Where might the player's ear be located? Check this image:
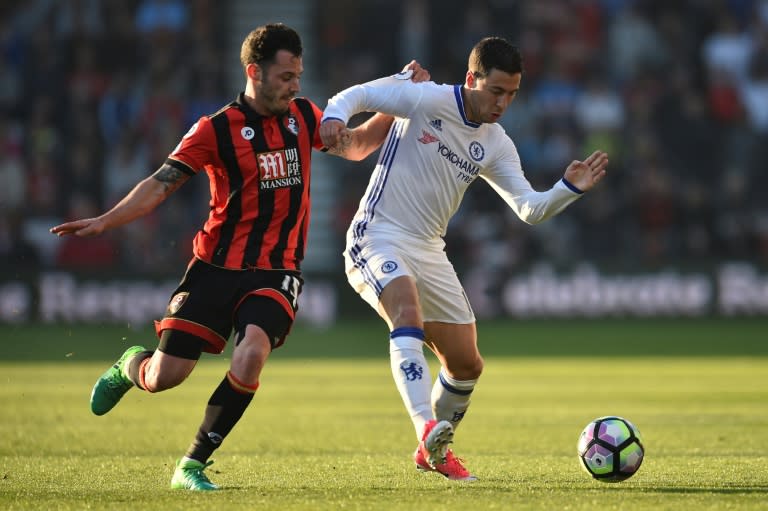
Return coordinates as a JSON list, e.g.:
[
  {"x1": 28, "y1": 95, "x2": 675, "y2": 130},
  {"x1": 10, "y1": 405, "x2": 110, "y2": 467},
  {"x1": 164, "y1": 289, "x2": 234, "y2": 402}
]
[
  {"x1": 465, "y1": 70, "x2": 476, "y2": 89},
  {"x1": 246, "y1": 63, "x2": 261, "y2": 83}
]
